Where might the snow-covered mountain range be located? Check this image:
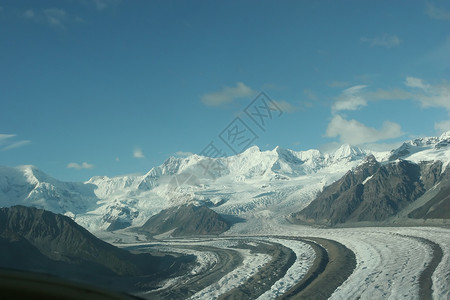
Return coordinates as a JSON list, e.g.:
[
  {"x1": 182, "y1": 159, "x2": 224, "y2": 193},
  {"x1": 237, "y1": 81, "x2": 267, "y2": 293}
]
[{"x1": 1, "y1": 132, "x2": 449, "y2": 232}]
